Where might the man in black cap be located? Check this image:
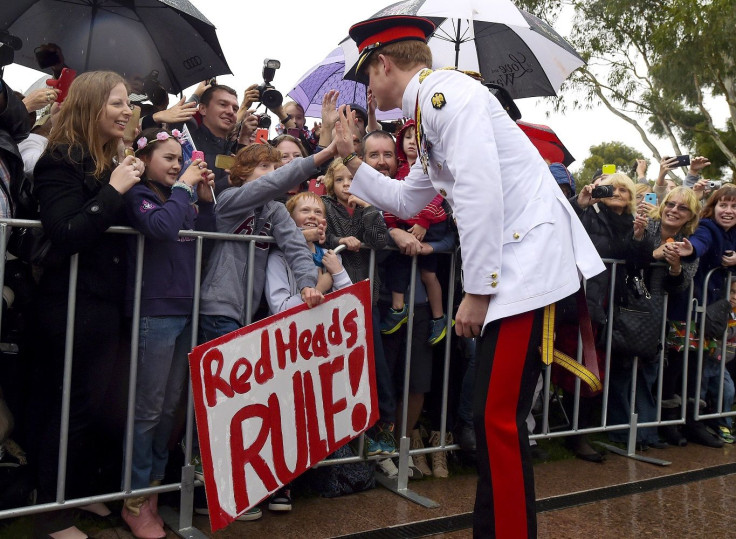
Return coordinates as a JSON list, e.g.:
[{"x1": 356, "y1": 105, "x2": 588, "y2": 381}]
[{"x1": 335, "y1": 14, "x2": 604, "y2": 539}]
